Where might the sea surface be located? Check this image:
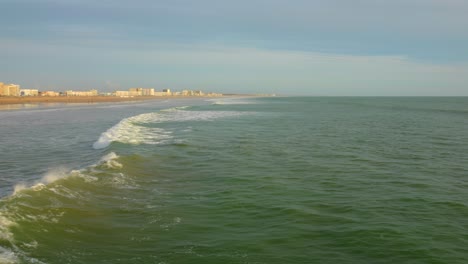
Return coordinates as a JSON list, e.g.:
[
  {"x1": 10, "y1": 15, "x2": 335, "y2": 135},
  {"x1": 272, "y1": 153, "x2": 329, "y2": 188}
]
[{"x1": 1, "y1": 97, "x2": 468, "y2": 264}]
